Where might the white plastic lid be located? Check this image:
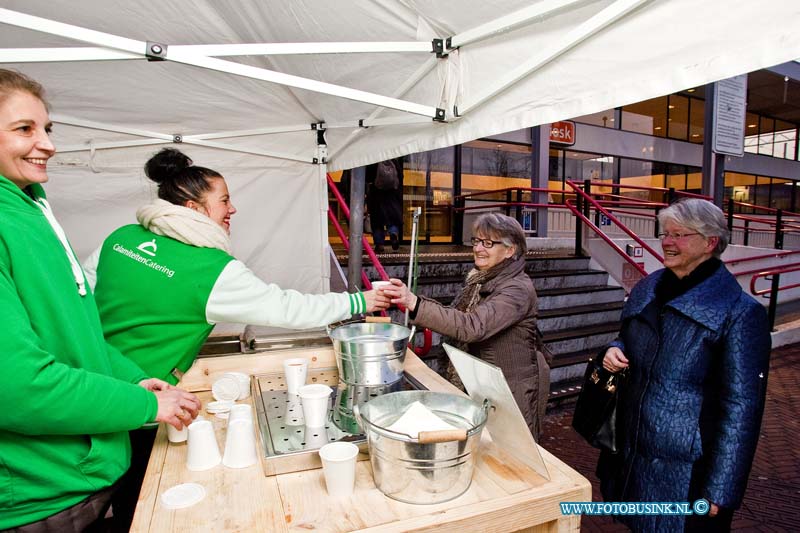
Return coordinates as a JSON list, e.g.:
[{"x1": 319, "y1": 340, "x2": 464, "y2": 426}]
[
  {"x1": 160, "y1": 483, "x2": 206, "y2": 509},
  {"x1": 212, "y1": 376, "x2": 240, "y2": 401}
]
